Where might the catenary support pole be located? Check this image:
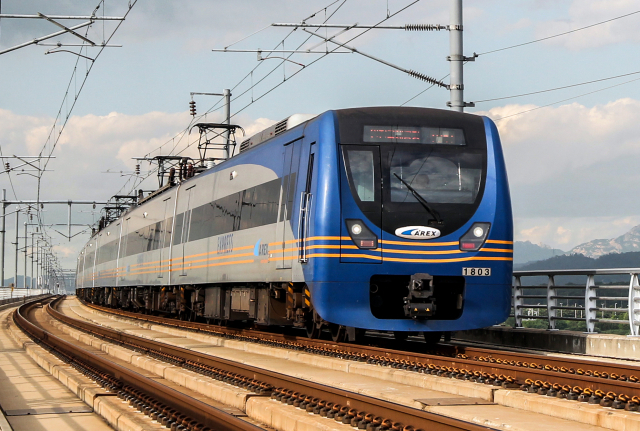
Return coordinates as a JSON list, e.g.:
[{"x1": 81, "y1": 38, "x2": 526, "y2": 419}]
[
  {"x1": 23, "y1": 222, "x2": 27, "y2": 288},
  {"x1": 449, "y1": 0, "x2": 464, "y2": 112},
  {"x1": 68, "y1": 201, "x2": 72, "y2": 242},
  {"x1": 30, "y1": 232, "x2": 34, "y2": 290},
  {"x1": 14, "y1": 208, "x2": 18, "y2": 290},
  {"x1": 0, "y1": 189, "x2": 5, "y2": 287},
  {"x1": 224, "y1": 89, "x2": 232, "y2": 159}
]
